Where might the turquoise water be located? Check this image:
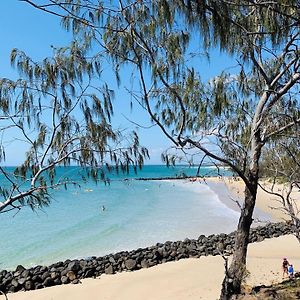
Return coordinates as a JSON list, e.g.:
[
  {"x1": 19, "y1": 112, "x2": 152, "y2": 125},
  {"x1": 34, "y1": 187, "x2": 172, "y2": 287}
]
[{"x1": 0, "y1": 165, "x2": 239, "y2": 270}]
